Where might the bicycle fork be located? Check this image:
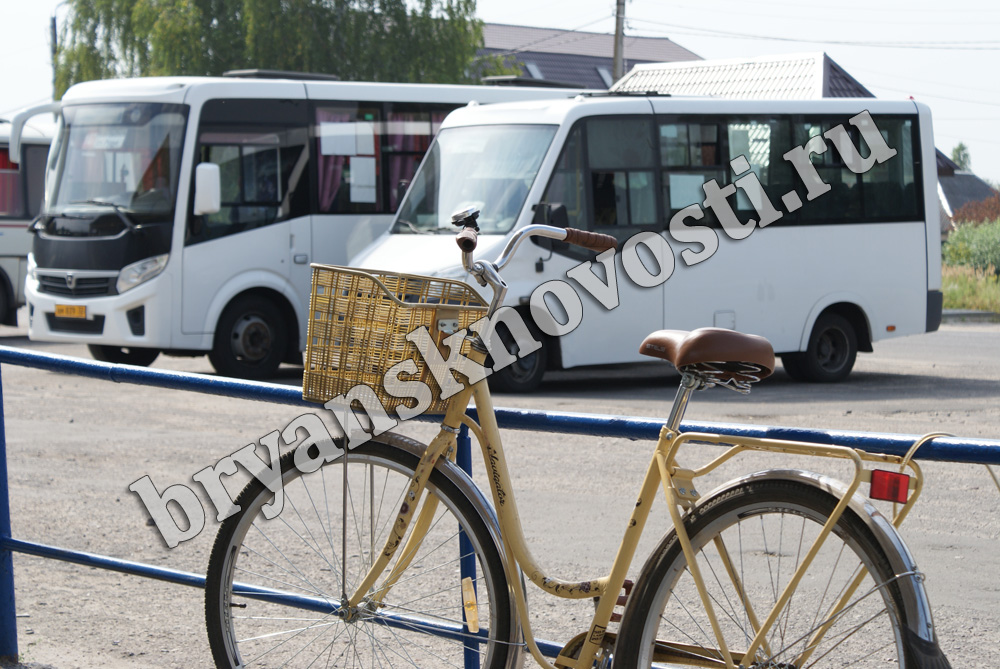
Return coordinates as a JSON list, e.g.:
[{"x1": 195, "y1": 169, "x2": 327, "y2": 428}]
[{"x1": 342, "y1": 422, "x2": 460, "y2": 613}]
